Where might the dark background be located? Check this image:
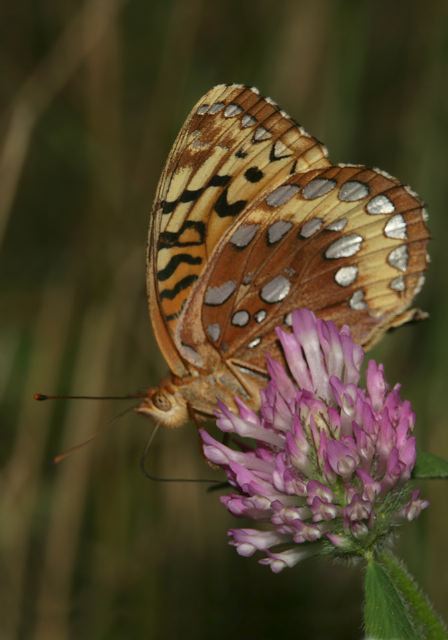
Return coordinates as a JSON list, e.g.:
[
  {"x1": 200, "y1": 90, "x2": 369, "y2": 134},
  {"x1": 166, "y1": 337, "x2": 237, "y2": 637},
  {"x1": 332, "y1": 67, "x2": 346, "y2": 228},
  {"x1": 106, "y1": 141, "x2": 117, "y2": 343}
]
[{"x1": 1, "y1": 1, "x2": 447, "y2": 638}]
